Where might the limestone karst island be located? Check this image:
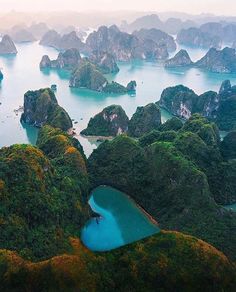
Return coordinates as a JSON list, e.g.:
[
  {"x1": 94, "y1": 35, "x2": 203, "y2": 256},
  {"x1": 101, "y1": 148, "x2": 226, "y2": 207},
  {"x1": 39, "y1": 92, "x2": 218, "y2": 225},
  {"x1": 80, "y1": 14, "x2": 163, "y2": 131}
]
[{"x1": 0, "y1": 1, "x2": 236, "y2": 291}]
